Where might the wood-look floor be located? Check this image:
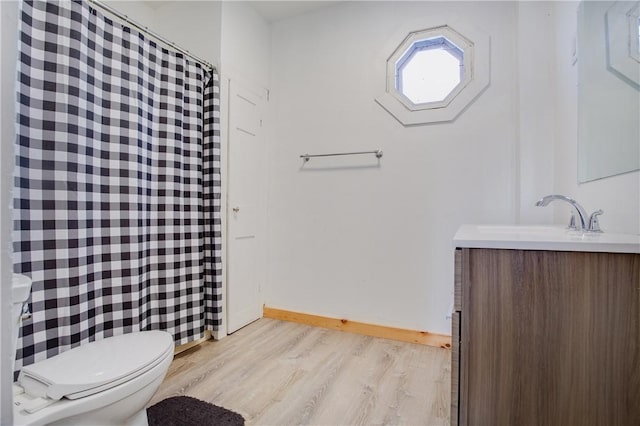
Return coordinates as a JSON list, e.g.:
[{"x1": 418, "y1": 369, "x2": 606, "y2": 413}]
[{"x1": 149, "y1": 318, "x2": 451, "y2": 425}]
